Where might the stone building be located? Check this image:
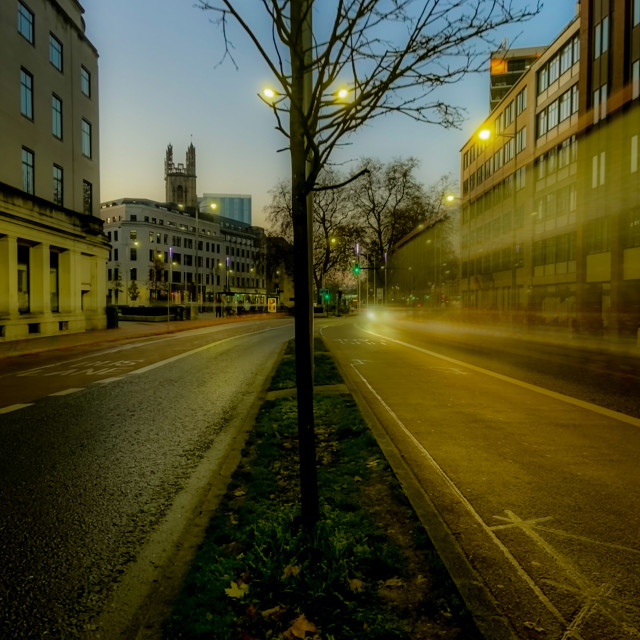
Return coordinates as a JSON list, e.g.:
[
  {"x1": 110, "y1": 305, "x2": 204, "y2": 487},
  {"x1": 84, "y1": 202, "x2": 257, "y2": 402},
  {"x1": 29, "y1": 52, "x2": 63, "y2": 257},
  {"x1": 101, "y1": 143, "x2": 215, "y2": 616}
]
[
  {"x1": 0, "y1": 0, "x2": 109, "y2": 341},
  {"x1": 102, "y1": 144, "x2": 267, "y2": 309}
]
